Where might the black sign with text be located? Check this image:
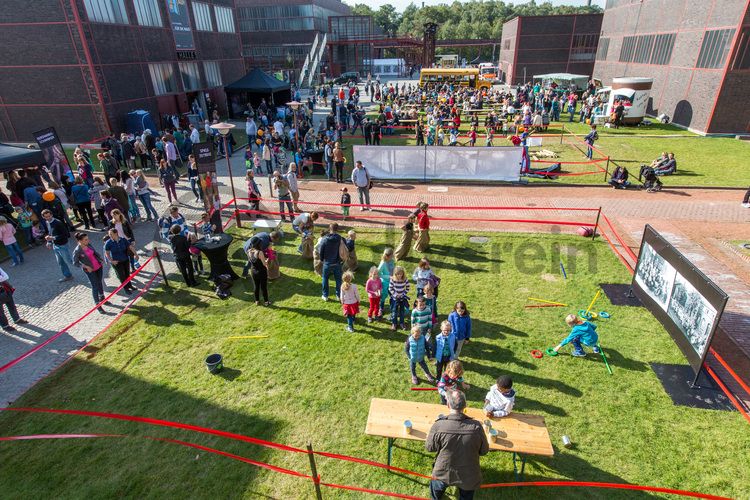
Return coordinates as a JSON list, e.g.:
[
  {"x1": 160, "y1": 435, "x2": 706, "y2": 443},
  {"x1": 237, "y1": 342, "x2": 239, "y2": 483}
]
[
  {"x1": 166, "y1": 0, "x2": 195, "y2": 50},
  {"x1": 192, "y1": 142, "x2": 216, "y2": 174}
]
